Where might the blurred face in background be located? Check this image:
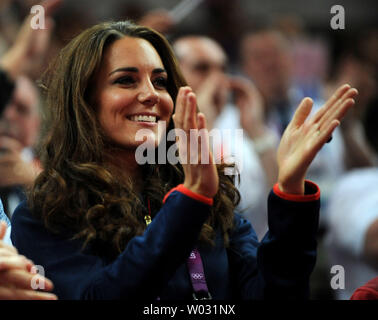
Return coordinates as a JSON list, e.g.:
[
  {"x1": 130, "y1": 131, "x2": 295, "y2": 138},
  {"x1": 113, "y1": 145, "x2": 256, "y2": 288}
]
[
  {"x1": 241, "y1": 31, "x2": 292, "y2": 105},
  {"x1": 174, "y1": 37, "x2": 229, "y2": 112},
  {"x1": 0, "y1": 76, "x2": 40, "y2": 148}
]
